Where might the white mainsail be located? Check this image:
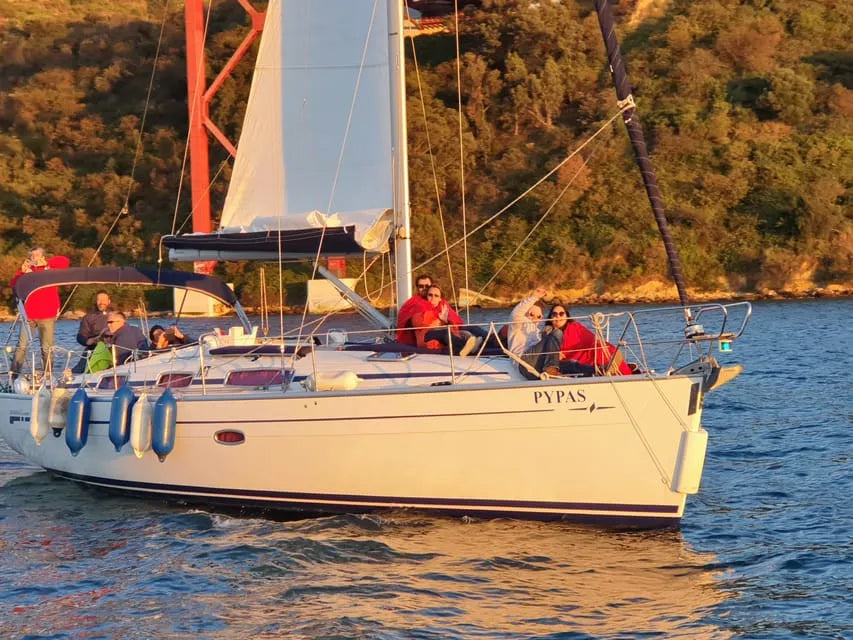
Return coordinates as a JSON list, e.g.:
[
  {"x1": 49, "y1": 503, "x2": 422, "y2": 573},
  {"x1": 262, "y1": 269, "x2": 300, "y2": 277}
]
[{"x1": 220, "y1": 0, "x2": 394, "y2": 252}]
